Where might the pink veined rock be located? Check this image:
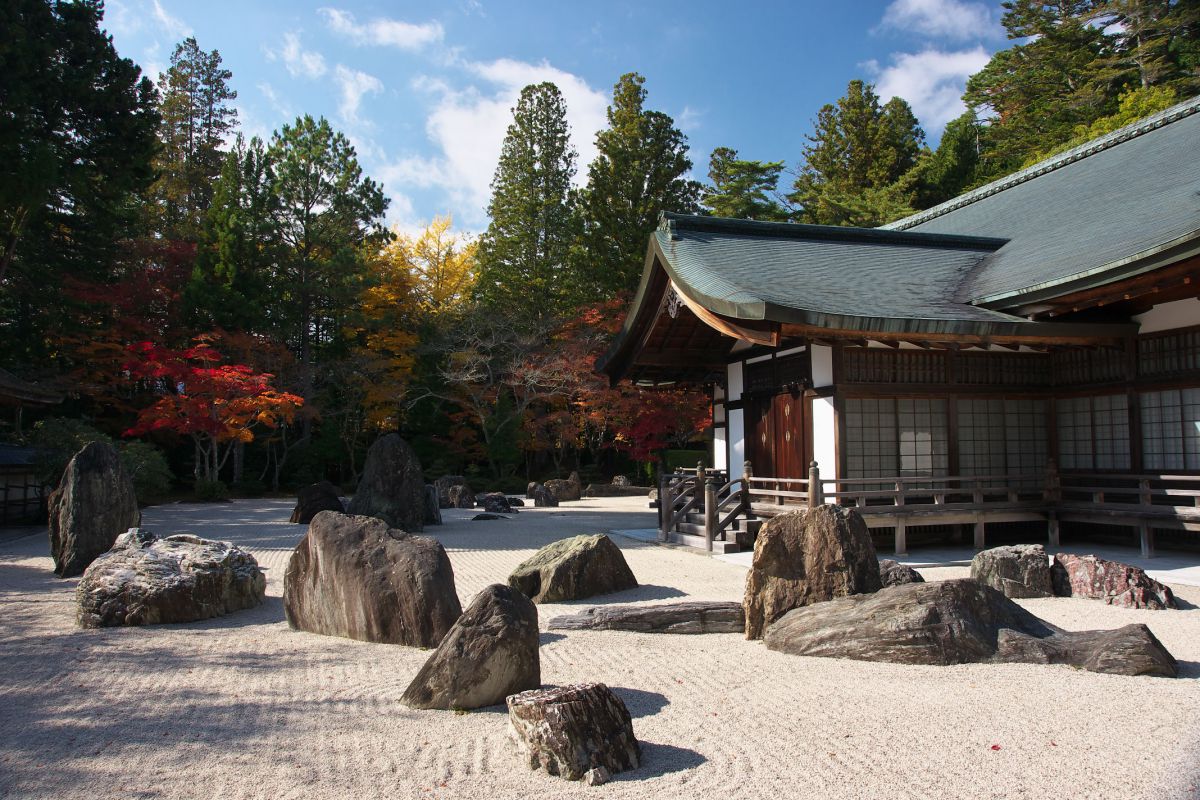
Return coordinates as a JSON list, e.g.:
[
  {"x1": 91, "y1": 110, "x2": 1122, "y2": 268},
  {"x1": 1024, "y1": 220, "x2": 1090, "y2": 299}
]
[{"x1": 1050, "y1": 553, "x2": 1177, "y2": 610}]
